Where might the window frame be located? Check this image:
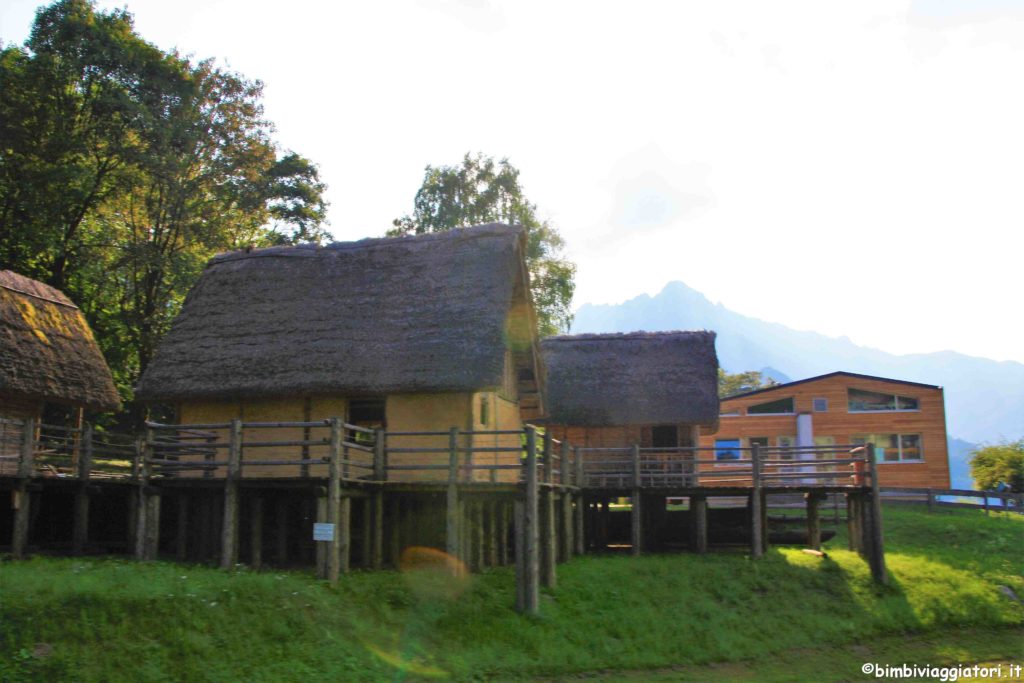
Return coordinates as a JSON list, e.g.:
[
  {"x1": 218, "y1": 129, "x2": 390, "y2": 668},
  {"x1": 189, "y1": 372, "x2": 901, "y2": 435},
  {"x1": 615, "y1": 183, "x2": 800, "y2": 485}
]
[
  {"x1": 847, "y1": 388, "x2": 921, "y2": 414},
  {"x1": 851, "y1": 433, "x2": 925, "y2": 463},
  {"x1": 746, "y1": 396, "x2": 795, "y2": 416}
]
